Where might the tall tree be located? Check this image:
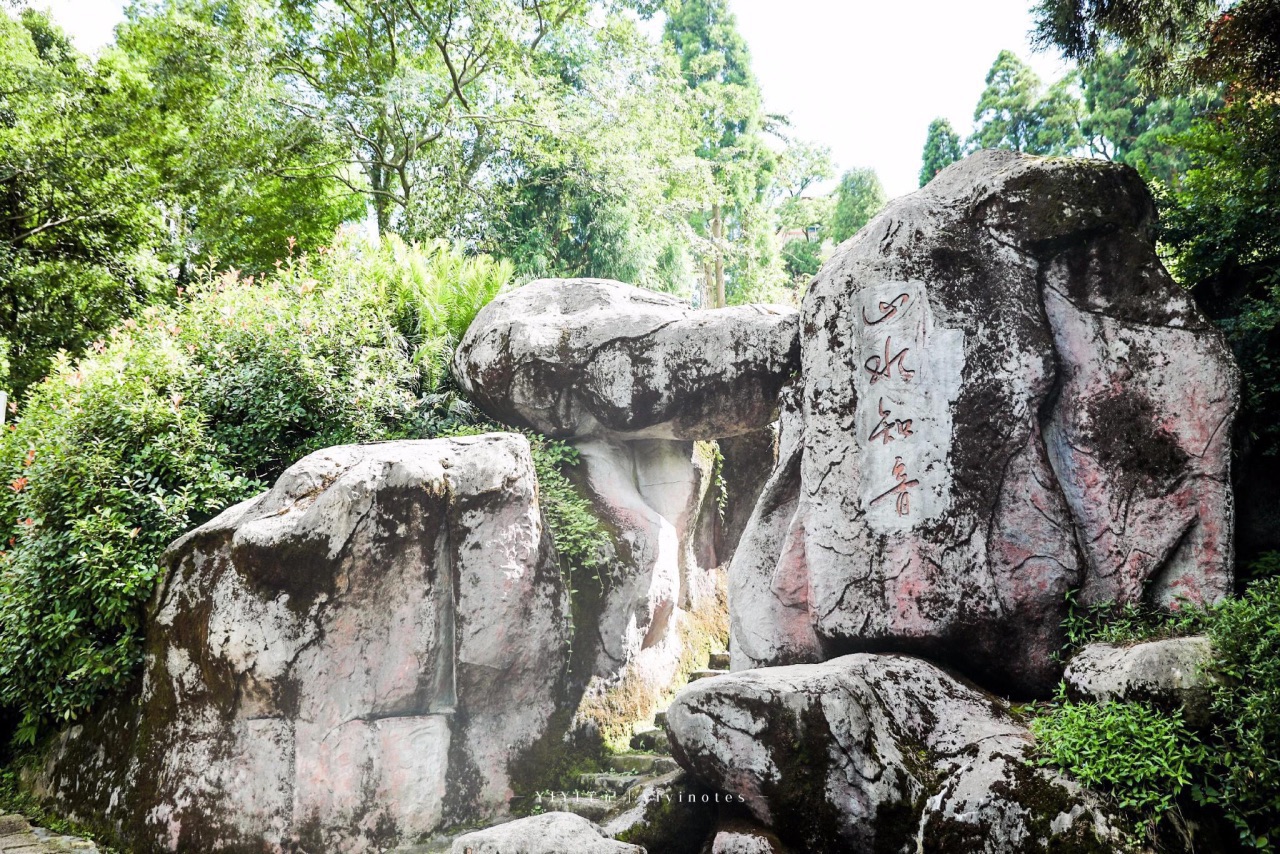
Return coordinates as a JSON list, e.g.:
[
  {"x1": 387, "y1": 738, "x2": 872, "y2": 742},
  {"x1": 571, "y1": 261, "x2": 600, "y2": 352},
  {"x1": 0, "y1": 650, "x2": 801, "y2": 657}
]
[
  {"x1": 489, "y1": 13, "x2": 709, "y2": 292},
  {"x1": 0, "y1": 10, "x2": 168, "y2": 394},
  {"x1": 663, "y1": 0, "x2": 779, "y2": 306},
  {"x1": 919, "y1": 117, "x2": 963, "y2": 186},
  {"x1": 275, "y1": 0, "x2": 590, "y2": 241},
  {"x1": 116, "y1": 0, "x2": 361, "y2": 276},
  {"x1": 1078, "y1": 47, "x2": 1213, "y2": 182},
  {"x1": 828, "y1": 168, "x2": 886, "y2": 244},
  {"x1": 971, "y1": 50, "x2": 1082, "y2": 154}
]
